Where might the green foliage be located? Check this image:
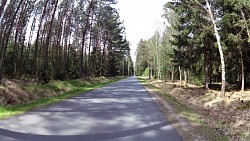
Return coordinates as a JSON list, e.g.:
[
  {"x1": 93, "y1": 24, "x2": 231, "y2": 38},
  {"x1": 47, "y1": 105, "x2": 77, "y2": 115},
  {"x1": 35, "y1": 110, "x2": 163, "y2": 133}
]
[
  {"x1": 0, "y1": 0, "x2": 132, "y2": 82},
  {"x1": 189, "y1": 75, "x2": 204, "y2": 86},
  {"x1": 237, "y1": 101, "x2": 250, "y2": 110},
  {"x1": 143, "y1": 67, "x2": 150, "y2": 77}
]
